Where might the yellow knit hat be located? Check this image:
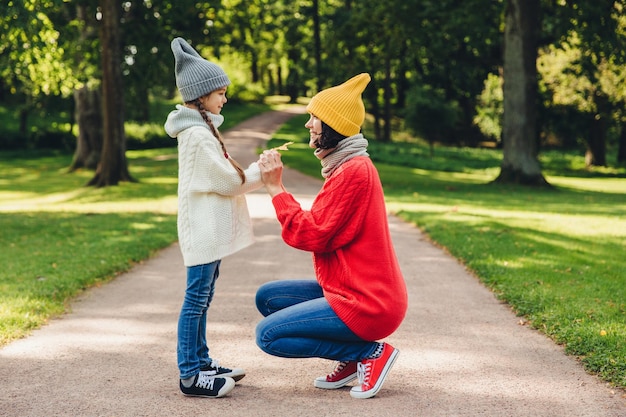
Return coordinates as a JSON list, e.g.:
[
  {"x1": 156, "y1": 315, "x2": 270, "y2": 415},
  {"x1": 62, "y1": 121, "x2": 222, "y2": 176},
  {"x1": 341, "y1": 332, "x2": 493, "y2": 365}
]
[{"x1": 306, "y1": 73, "x2": 371, "y2": 137}]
